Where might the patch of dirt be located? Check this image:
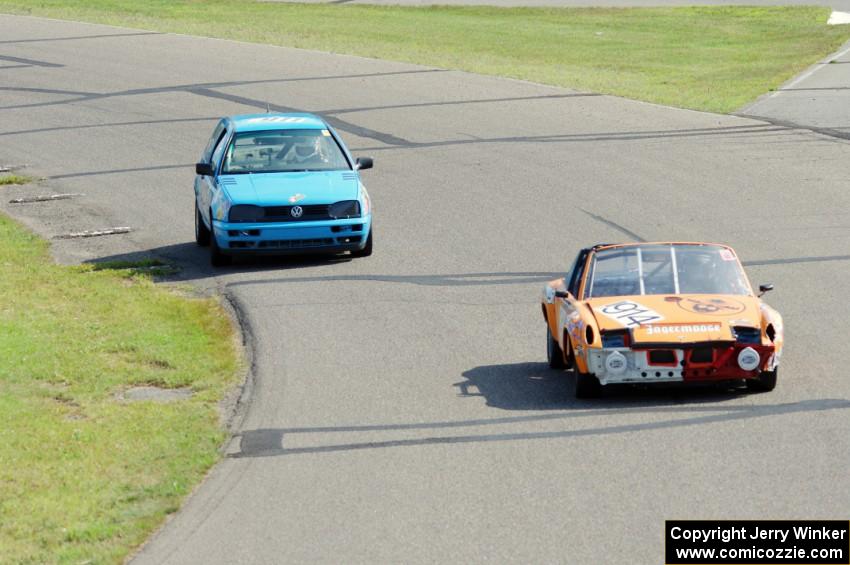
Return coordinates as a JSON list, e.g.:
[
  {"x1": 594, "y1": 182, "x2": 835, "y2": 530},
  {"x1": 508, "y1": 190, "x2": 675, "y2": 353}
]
[
  {"x1": 145, "y1": 358, "x2": 175, "y2": 370},
  {"x1": 117, "y1": 386, "x2": 193, "y2": 403}
]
